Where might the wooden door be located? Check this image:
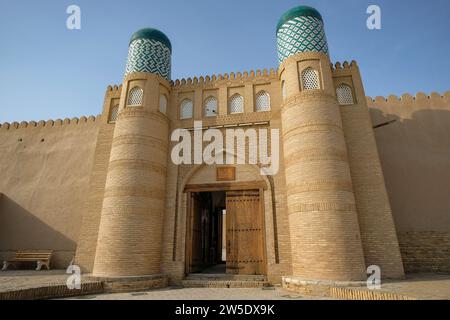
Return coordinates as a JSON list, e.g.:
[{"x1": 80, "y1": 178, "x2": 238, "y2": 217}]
[{"x1": 226, "y1": 190, "x2": 265, "y2": 275}]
